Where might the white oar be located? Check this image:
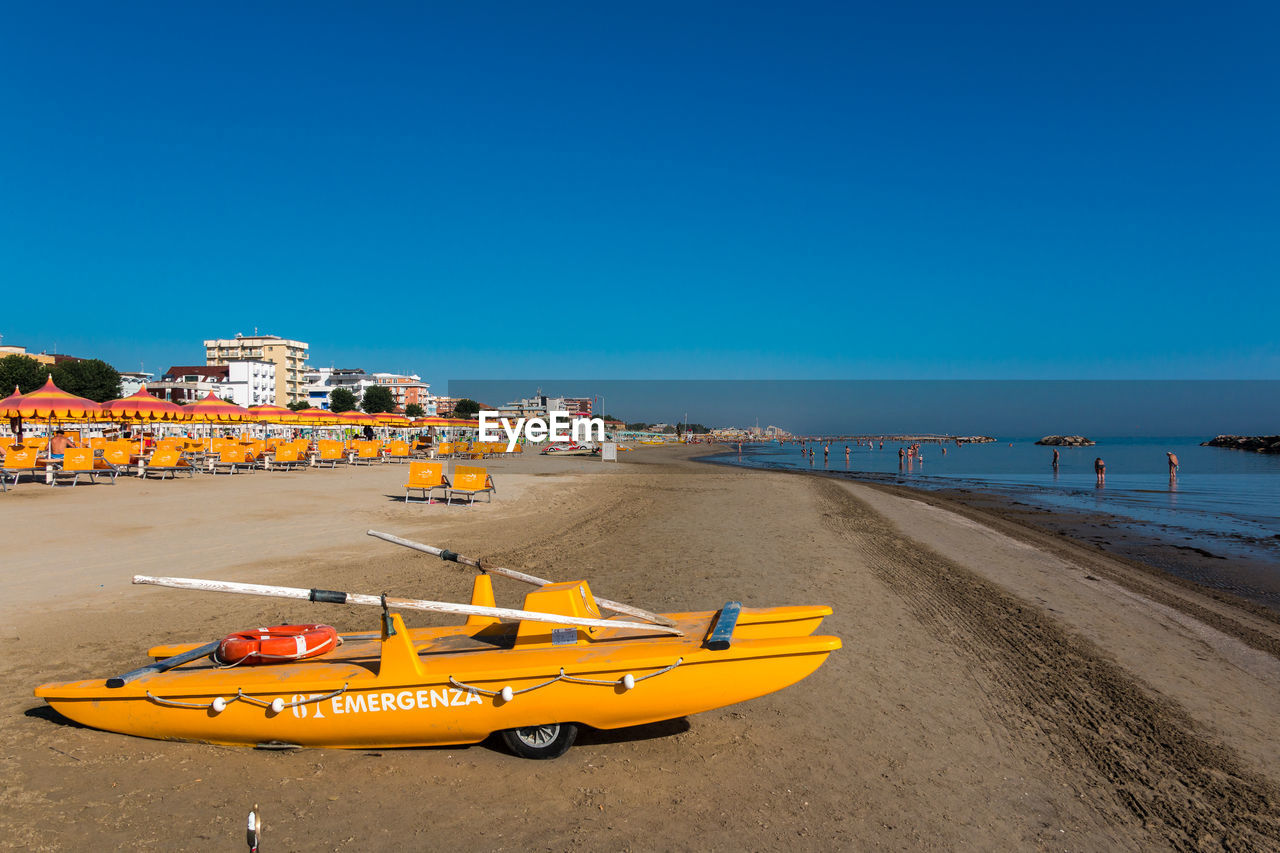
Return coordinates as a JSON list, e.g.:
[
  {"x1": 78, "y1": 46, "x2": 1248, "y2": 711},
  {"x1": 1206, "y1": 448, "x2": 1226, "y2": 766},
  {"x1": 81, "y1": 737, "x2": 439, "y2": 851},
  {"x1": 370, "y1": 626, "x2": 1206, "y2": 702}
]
[
  {"x1": 365, "y1": 529, "x2": 677, "y2": 628},
  {"x1": 132, "y1": 576, "x2": 683, "y2": 636}
]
